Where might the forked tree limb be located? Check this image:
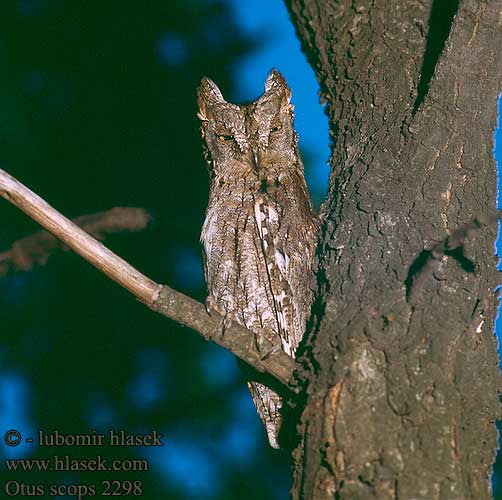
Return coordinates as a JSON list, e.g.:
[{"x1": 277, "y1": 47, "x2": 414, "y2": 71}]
[{"x1": 0, "y1": 168, "x2": 298, "y2": 388}]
